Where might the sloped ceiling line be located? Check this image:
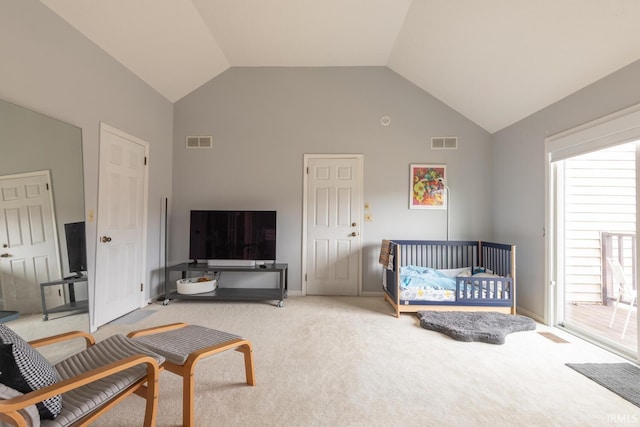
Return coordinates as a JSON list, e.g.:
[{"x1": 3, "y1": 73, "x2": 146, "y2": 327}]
[{"x1": 40, "y1": 0, "x2": 640, "y2": 133}]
